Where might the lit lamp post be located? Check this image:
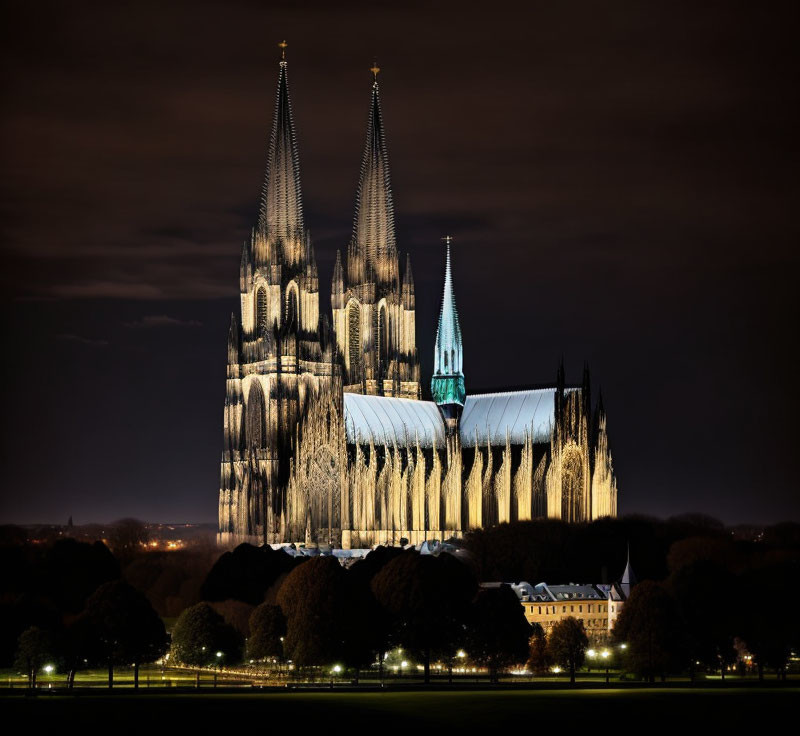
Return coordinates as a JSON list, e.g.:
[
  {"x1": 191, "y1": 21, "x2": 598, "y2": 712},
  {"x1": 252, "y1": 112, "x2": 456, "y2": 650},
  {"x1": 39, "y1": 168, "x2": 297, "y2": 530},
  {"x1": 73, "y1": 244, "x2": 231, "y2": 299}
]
[
  {"x1": 601, "y1": 649, "x2": 611, "y2": 684},
  {"x1": 215, "y1": 651, "x2": 223, "y2": 688},
  {"x1": 586, "y1": 648, "x2": 596, "y2": 674}
]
